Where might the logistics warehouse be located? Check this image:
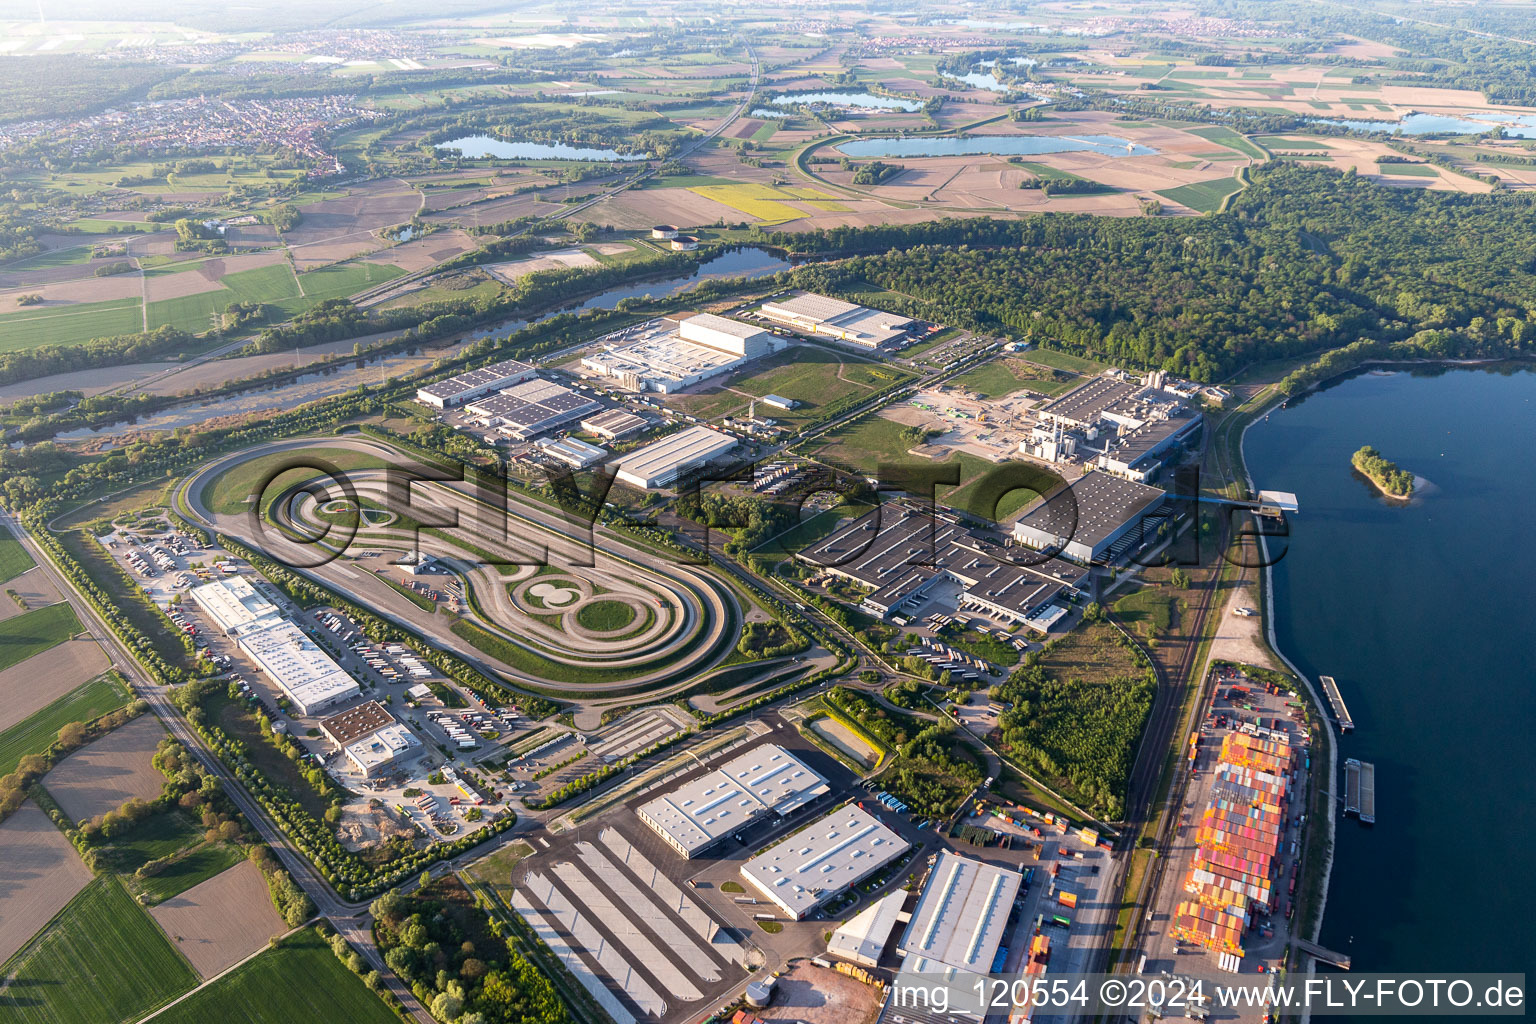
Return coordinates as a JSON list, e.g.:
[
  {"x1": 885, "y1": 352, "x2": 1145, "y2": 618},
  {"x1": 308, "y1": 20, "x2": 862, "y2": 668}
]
[
  {"x1": 637, "y1": 744, "x2": 829, "y2": 858},
  {"x1": 740, "y1": 804, "x2": 909, "y2": 919}
]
